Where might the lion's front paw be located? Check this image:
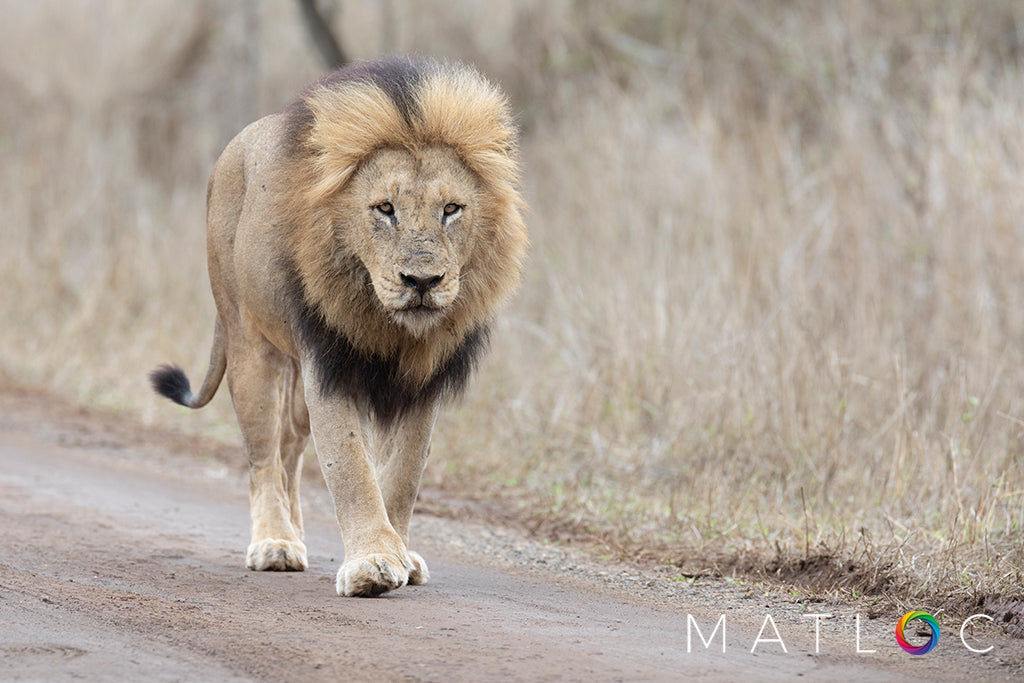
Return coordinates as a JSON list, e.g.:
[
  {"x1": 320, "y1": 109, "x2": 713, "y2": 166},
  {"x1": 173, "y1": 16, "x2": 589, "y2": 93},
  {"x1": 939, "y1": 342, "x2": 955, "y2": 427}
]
[
  {"x1": 336, "y1": 553, "x2": 411, "y2": 597},
  {"x1": 246, "y1": 538, "x2": 308, "y2": 571},
  {"x1": 407, "y1": 550, "x2": 430, "y2": 586}
]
